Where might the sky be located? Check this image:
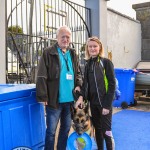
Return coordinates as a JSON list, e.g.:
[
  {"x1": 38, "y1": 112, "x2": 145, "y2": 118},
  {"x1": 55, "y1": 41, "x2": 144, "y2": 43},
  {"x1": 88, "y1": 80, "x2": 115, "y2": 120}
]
[{"x1": 107, "y1": 0, "x2": 150, "y2": 19}]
